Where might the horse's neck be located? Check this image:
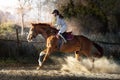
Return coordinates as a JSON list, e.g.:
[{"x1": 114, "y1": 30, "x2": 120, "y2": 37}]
[
  {"x1": 38, "y1": 27, "x2": 57, "y2": 40},
  {"x1": 45, "y1": 29, "x2": 58, "y2": 38}
]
